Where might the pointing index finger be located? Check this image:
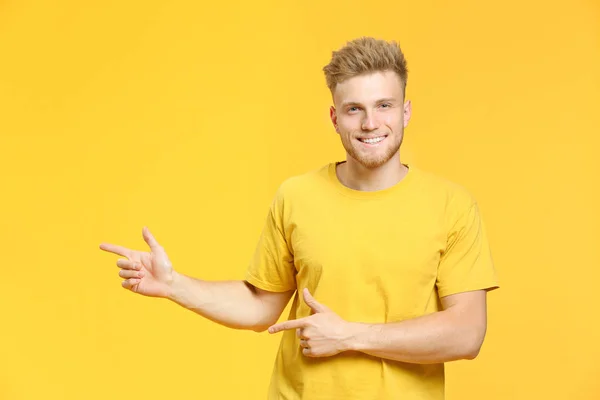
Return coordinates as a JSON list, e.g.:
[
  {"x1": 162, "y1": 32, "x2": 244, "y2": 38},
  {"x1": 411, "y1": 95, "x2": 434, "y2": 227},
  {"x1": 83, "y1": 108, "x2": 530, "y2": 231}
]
[
  {"x1": 268, "y1": 317, "x2": 310, "y2": 334},
  {"x1": 99, "y1": 243, "x2": 133, "y2": 258}
]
